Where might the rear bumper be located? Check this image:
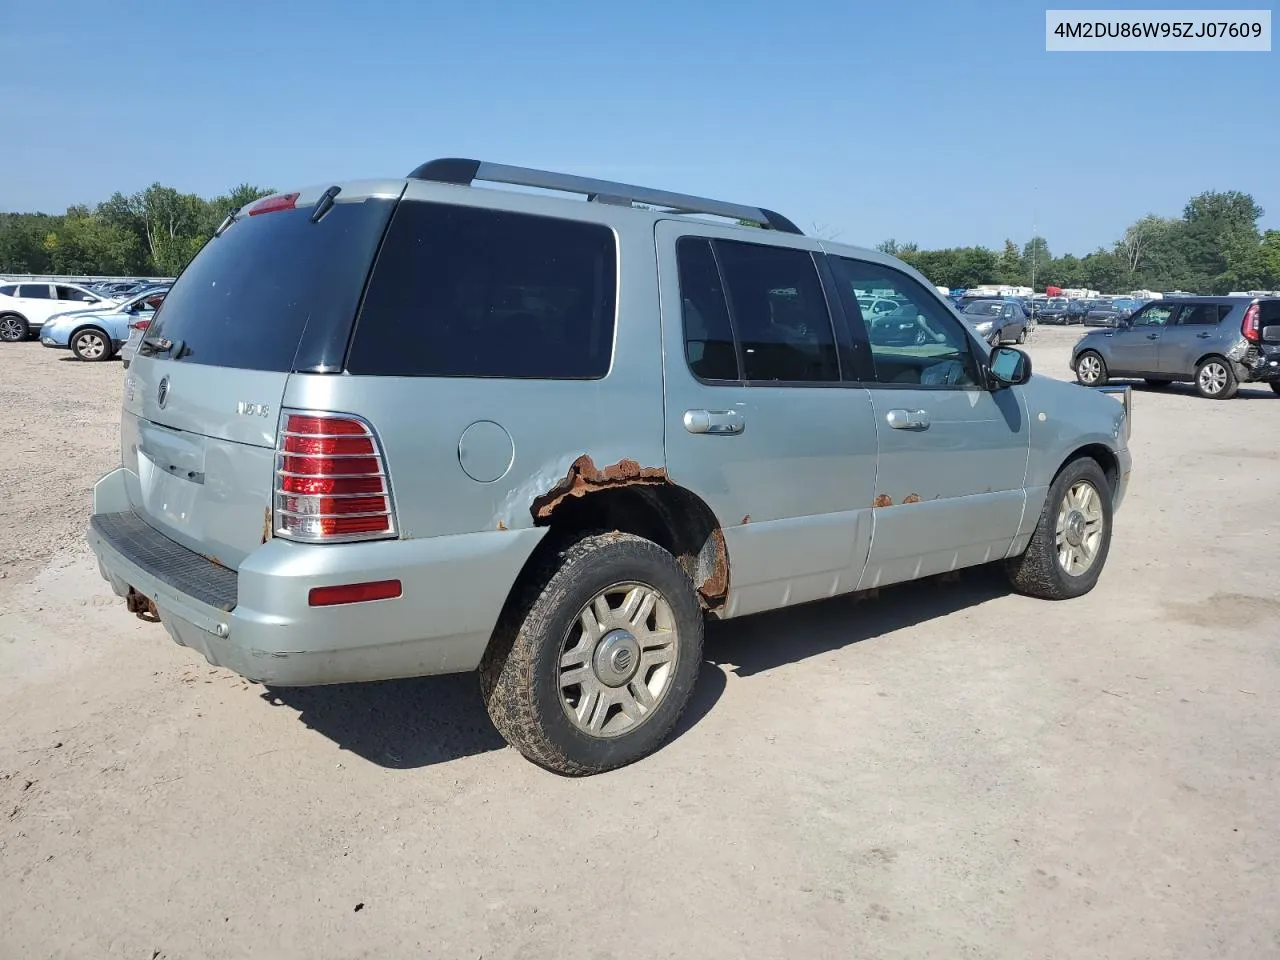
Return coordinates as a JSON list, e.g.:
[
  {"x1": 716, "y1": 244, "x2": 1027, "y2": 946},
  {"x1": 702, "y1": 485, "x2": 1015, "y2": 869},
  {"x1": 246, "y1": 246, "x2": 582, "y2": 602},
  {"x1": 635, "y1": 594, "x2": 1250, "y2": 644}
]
[
  {"x1": 1241, "y1": 346, "x2": 1280, "y2": 383},
  {"x1": 87, "y1": 468, "x2": 545, "y2": 686}
]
